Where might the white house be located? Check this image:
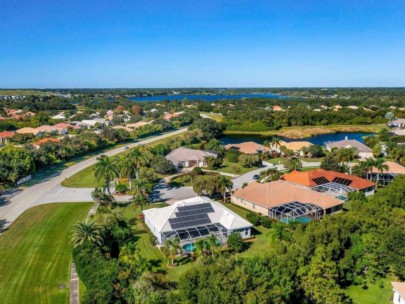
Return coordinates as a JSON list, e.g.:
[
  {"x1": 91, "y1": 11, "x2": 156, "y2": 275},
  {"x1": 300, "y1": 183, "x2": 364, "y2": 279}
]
[
  {"x1": 165, "y1": 147, "x2": 217, "y2": 169},
  {"x1": 389, "y1": 119, "x2": 405, "y2": 128},
  {"x1": 325, "y1": 137, "x2": 373, "y2": 159},
  {"x1": 392, "y1": 282, "x2": 405, "y2": 304},
  {"x1": 143, "y1": 196, "x2": 253, "y2": 245}
]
